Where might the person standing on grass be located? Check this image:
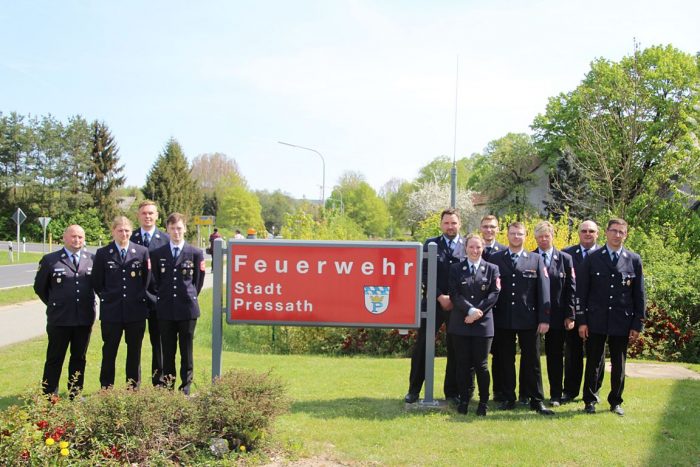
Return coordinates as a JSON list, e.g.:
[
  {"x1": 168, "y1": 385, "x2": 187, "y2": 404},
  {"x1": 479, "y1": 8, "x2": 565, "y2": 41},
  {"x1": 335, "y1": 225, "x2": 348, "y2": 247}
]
[
  {"x1": 533, "y1": 221, "x2": 576, "y2": 407},
  {"x1": 448, "y1": 234, "x2": 501, "y2": 416},
  {"x1": 489, "y1": 221, "x2": 554, "y2": 415},
  {"x1": 130, "y1": 200, "x2": 170, "y2": 387},
  {"x1": 404, "y1": 208, "x2": 463, "y2": 404},
  {"x1": 149, "y1": 213, "x2": 205, "y2": 395},
  {"x1": 479, "y1": 214, "x2": 508, "y2": 402},
  {"x1": 578, "y1": 218, "x2": 645, "y2": 416},
  {"x1": 33, "y1": 224, "x2": 95, "y2": 399},
  {"x1": 562, "y1": 220, "x2": 604, "y2": 403},
  {"x1": 92, "y1": 216, "x2": 150, "y2": 389}
]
